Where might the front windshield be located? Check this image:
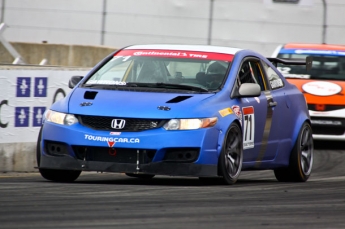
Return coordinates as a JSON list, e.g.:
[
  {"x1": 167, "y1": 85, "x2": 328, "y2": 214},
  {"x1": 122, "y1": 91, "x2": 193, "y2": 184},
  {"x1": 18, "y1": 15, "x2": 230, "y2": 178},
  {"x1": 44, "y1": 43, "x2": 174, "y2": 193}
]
[
  {"x1": 84, "y1": 49, "x2": 232, "y2": 91},
  {"x1": 277, "y1": 53, "x2": 345, "y2": 81}
]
